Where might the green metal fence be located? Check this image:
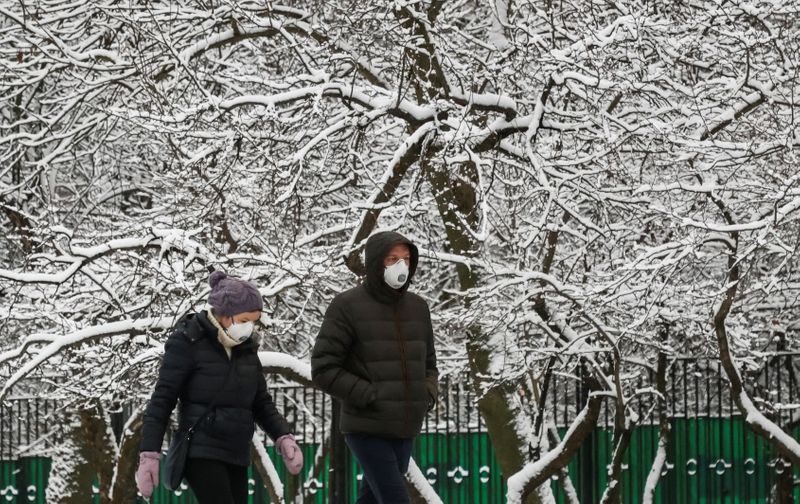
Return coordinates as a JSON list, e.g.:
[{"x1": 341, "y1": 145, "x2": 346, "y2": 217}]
[
  {"x1": 1, "y1": 355, "x2": 798, "y2": 502},
  {"x1": 2, "y1": 420, "x2": 798, "y2": 503},
  {"x1": 0, "y1": 457, "x2": 50, "y2": 503},
  {"x1": 551, "y1": 420, "x2": 800, "y2": 504}
]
